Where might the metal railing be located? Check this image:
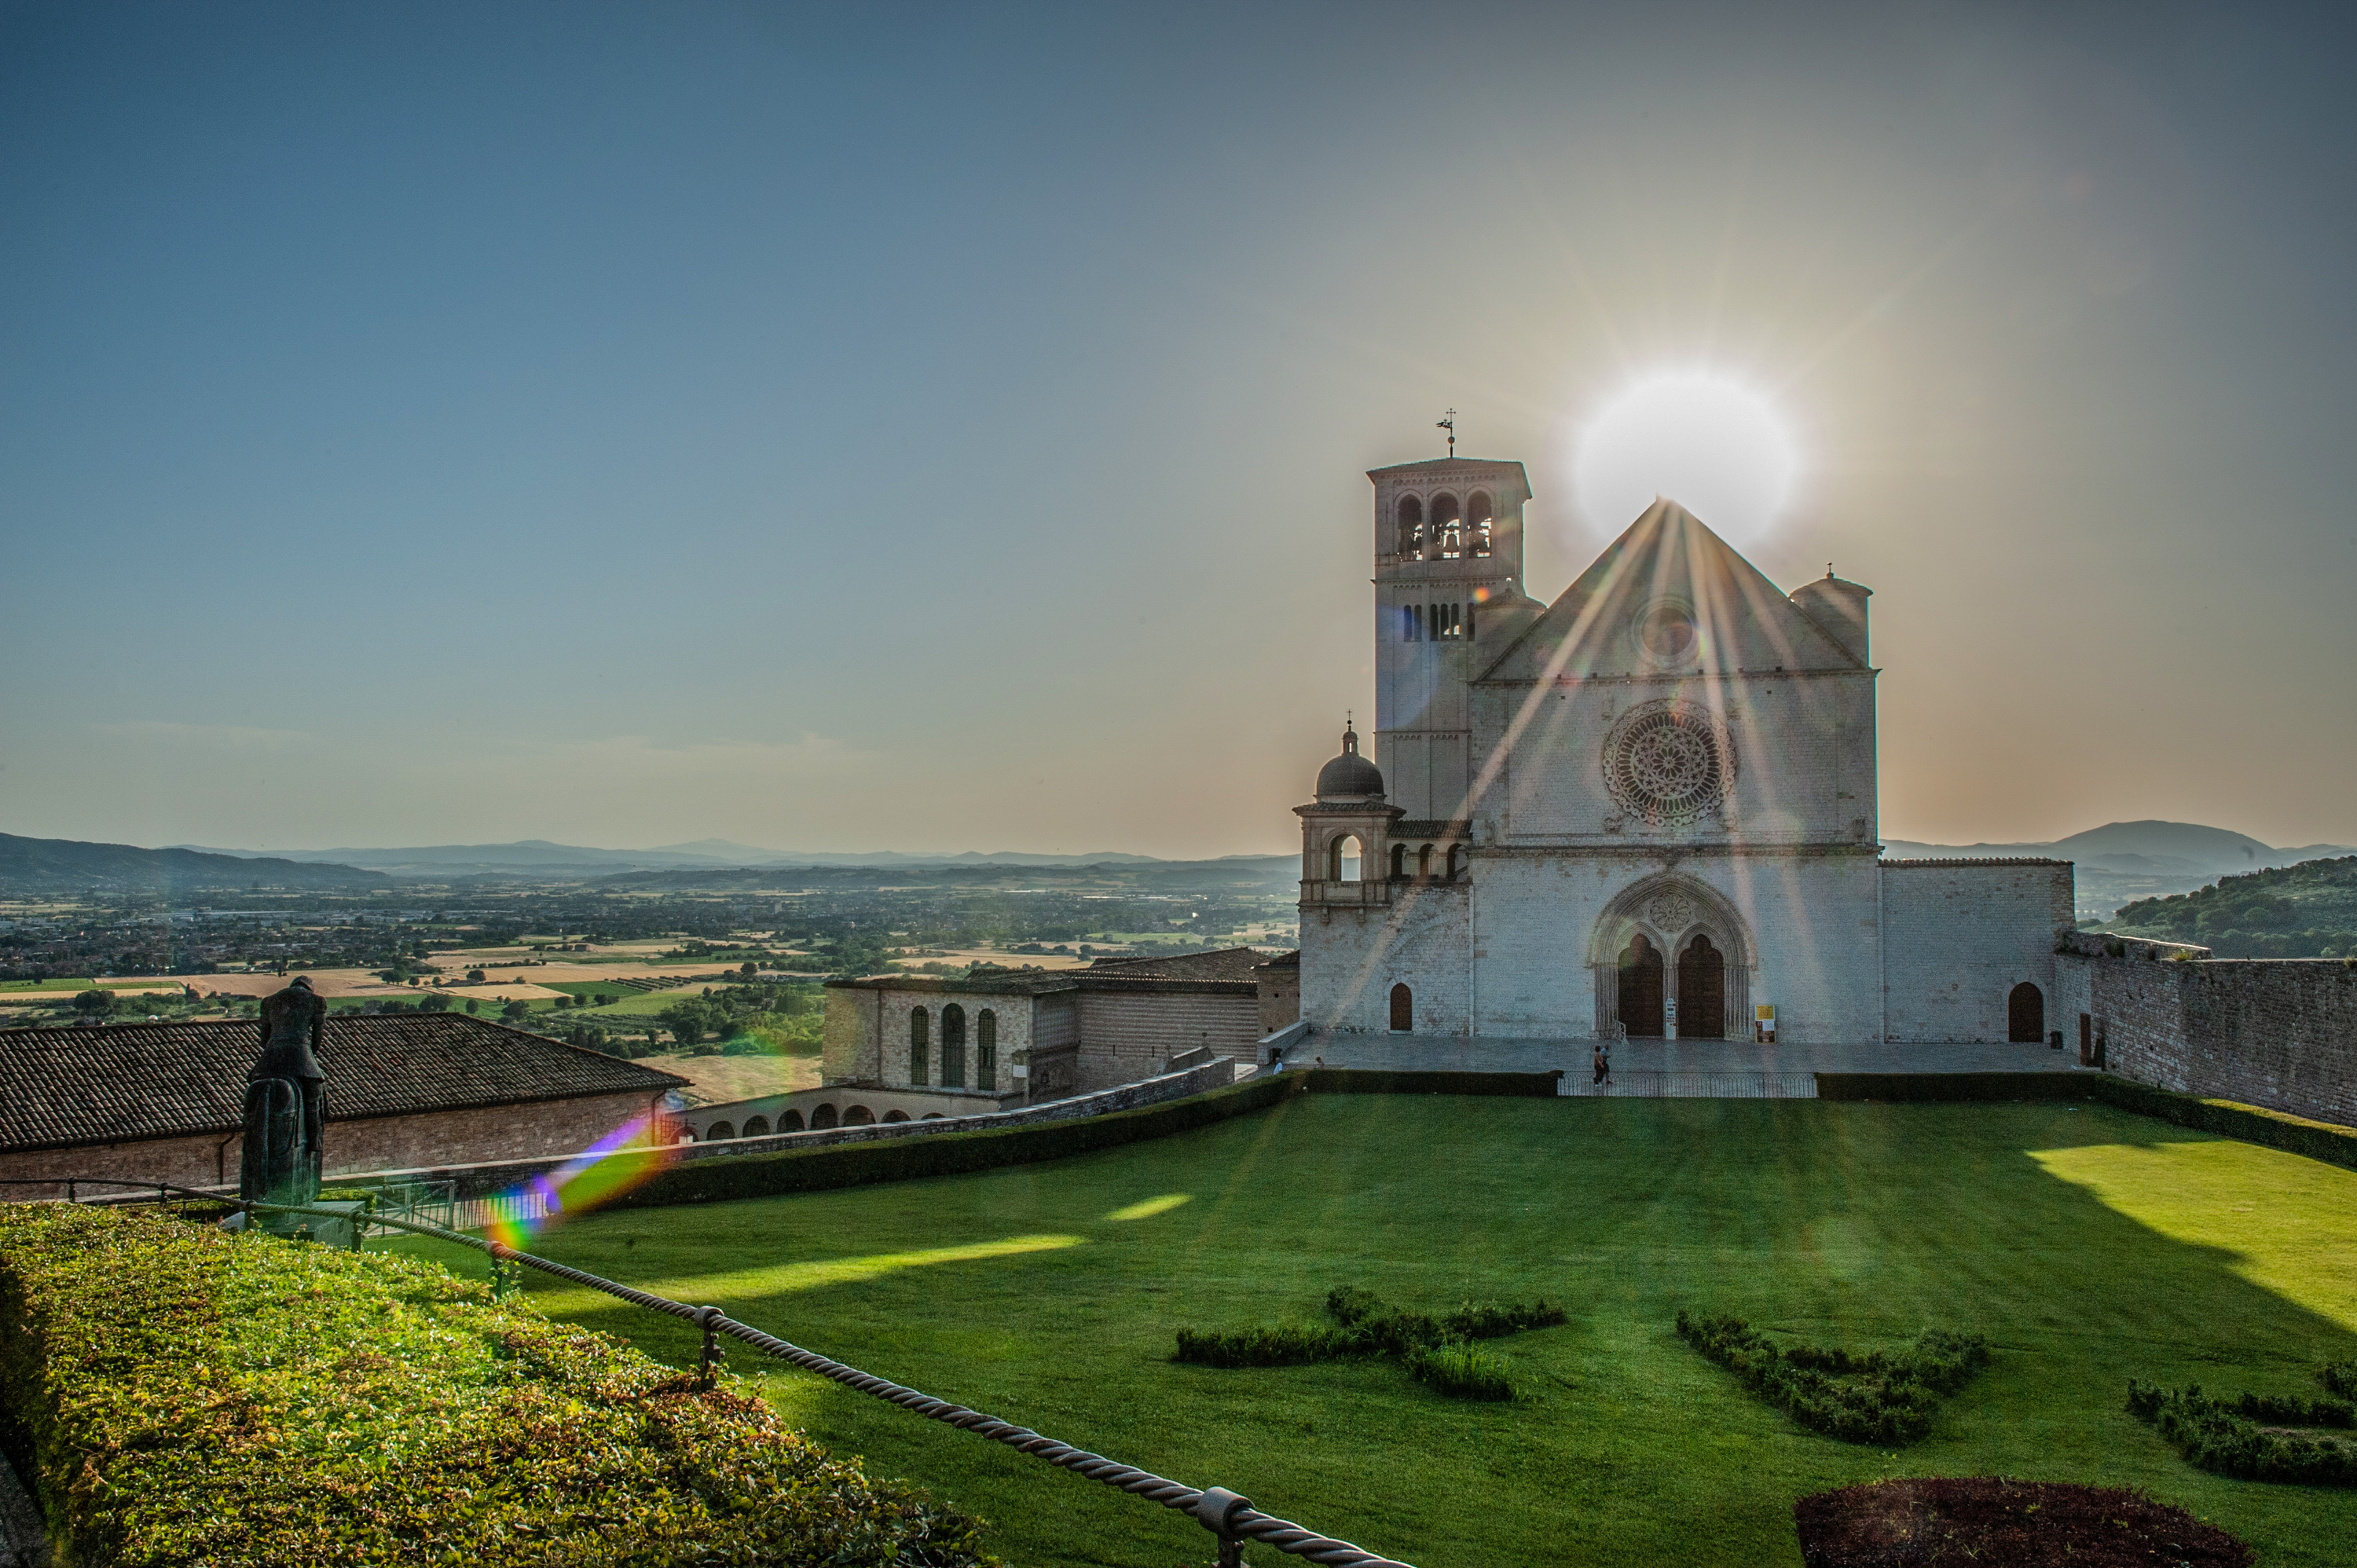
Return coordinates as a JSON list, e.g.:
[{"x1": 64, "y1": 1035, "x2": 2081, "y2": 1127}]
[{"x1": 4, "y1": 1178, "x2": 1417, "y2": 1568}]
